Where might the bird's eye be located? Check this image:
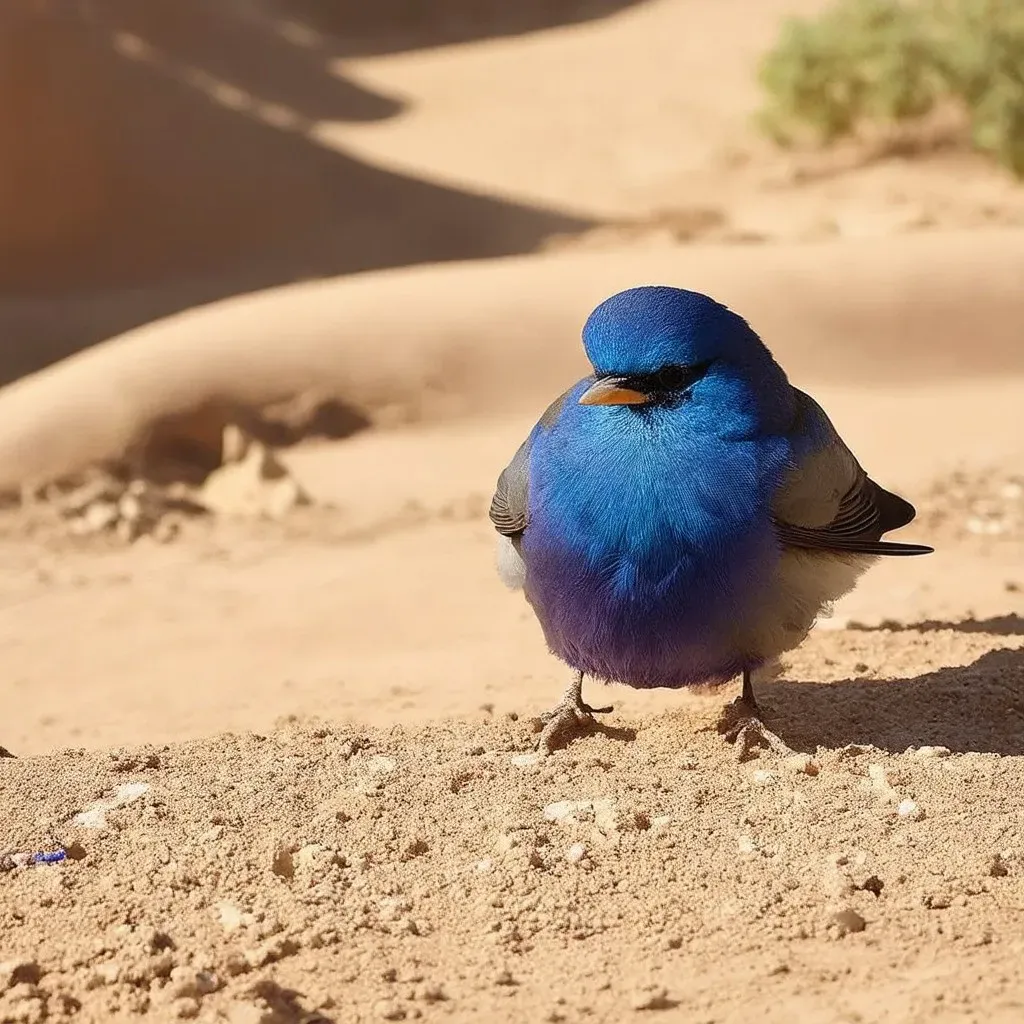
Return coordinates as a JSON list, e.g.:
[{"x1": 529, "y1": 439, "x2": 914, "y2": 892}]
[{"x1": 654, "y1": 365, "x2": 687, "y2": 390}]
